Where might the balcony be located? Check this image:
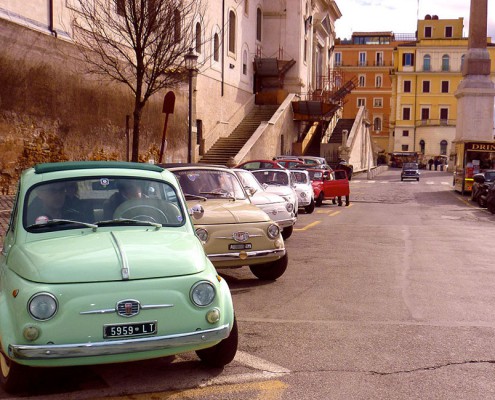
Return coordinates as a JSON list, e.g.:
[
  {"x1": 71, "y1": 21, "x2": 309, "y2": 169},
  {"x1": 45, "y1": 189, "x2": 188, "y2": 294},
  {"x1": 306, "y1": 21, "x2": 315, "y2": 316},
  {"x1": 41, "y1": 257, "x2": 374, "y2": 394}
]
[{"x1": 416, "y1": 119, "x2": 455, "y2": 127}]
